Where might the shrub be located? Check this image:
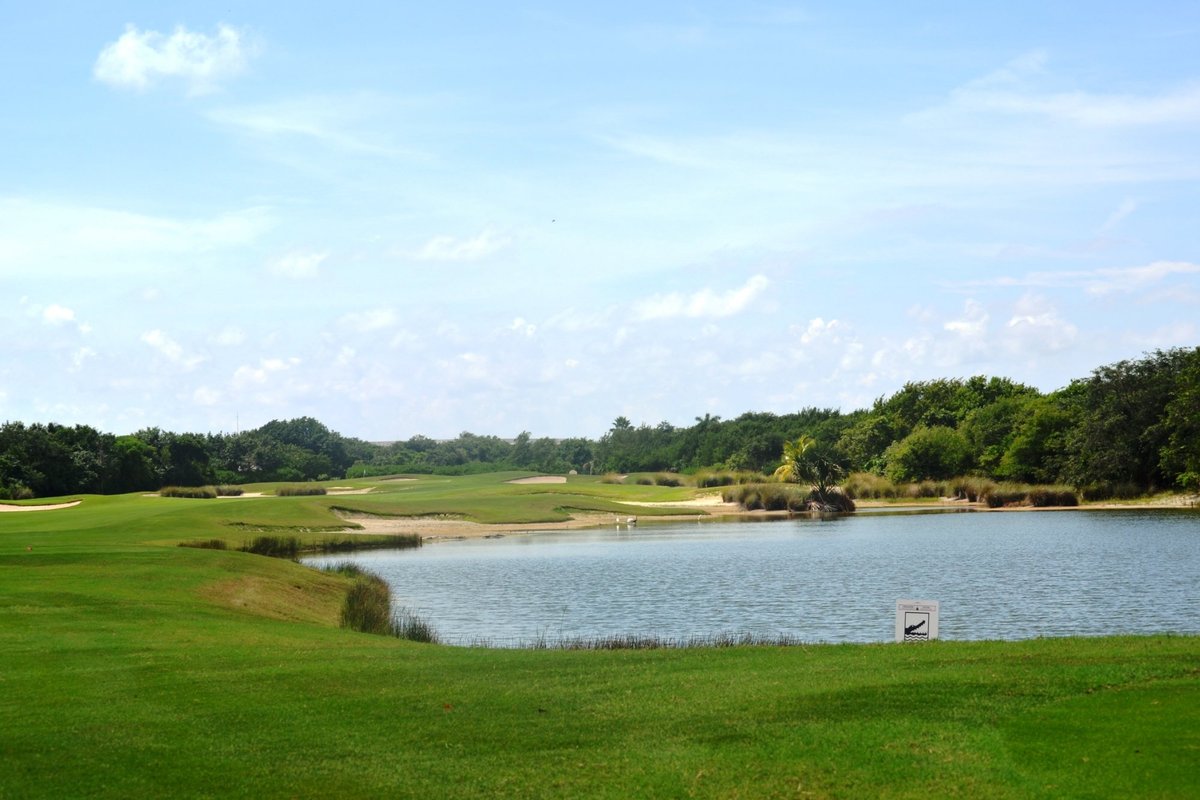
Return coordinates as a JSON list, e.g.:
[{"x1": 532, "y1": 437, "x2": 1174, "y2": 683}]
[
  {"x1": 215, "y1": 485, "x2": 244, "y2": 497},
  {"x1": 276, "y1": 485, "x2": 327, "y2": 497},
  {"x1": 159, "y1": 486, "x2": 218, "y2": 499},
  {"x1": 634, "y1": 477, "x2": 653, "y2": 486},
  {"x1": 600, "y1": 474, "x2": 625, "y2": 484},
  {"x1": 985, "y1": 483, "x2": 1031, "y2": 508},
  {"x1": 0, "y1": 484, "x2": 35, "y2": 501},
  {"x1": 653, "y1": 474, "x2": 683, "y2": 487}
]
